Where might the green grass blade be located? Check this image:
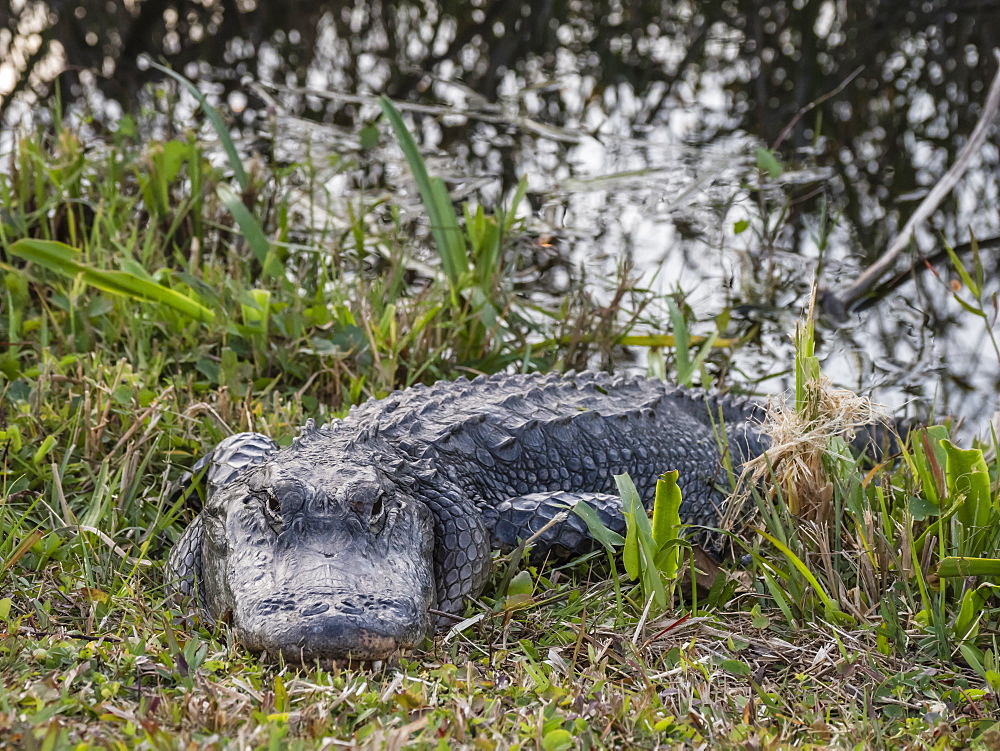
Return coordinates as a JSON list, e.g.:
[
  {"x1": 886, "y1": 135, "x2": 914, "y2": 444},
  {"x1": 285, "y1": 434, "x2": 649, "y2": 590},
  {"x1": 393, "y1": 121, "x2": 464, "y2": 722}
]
[
  {"x1": 429, "y1": 176, "x2": 468, "y2": 278},
  {"x1": 942, "y1": 240, "x2": 980, "y2": 298},
  {"x1": 759, "y1": 567, "x2": 796, "y2": 625},
  {"x1": 572, "y1": 501, "x2": 626, "y2": 550},
  {"x1": 502, "y1": 176, "x2": 529, "y2": 235},
  {"x1": 794, "y1": 290, "x2": 820, "y2": 413},
  {"x1": 753, "y1": 525, "x2": 852, "y2": 625},
  {"x1": 217, "y1": 183, "x2": 281, "y2": 278},
  {"x1": 687, "y1": 330, "x2": 720, "y2": 380},
  {"x1": 379, "y1": 96, "x2": 468, "y2": 284},
  {"x1": 148, "y1": 61, "x2": 248, "y2": 191},
  {"x1": 665, "y1": 298, "x2": 691, "y2": 384}
]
